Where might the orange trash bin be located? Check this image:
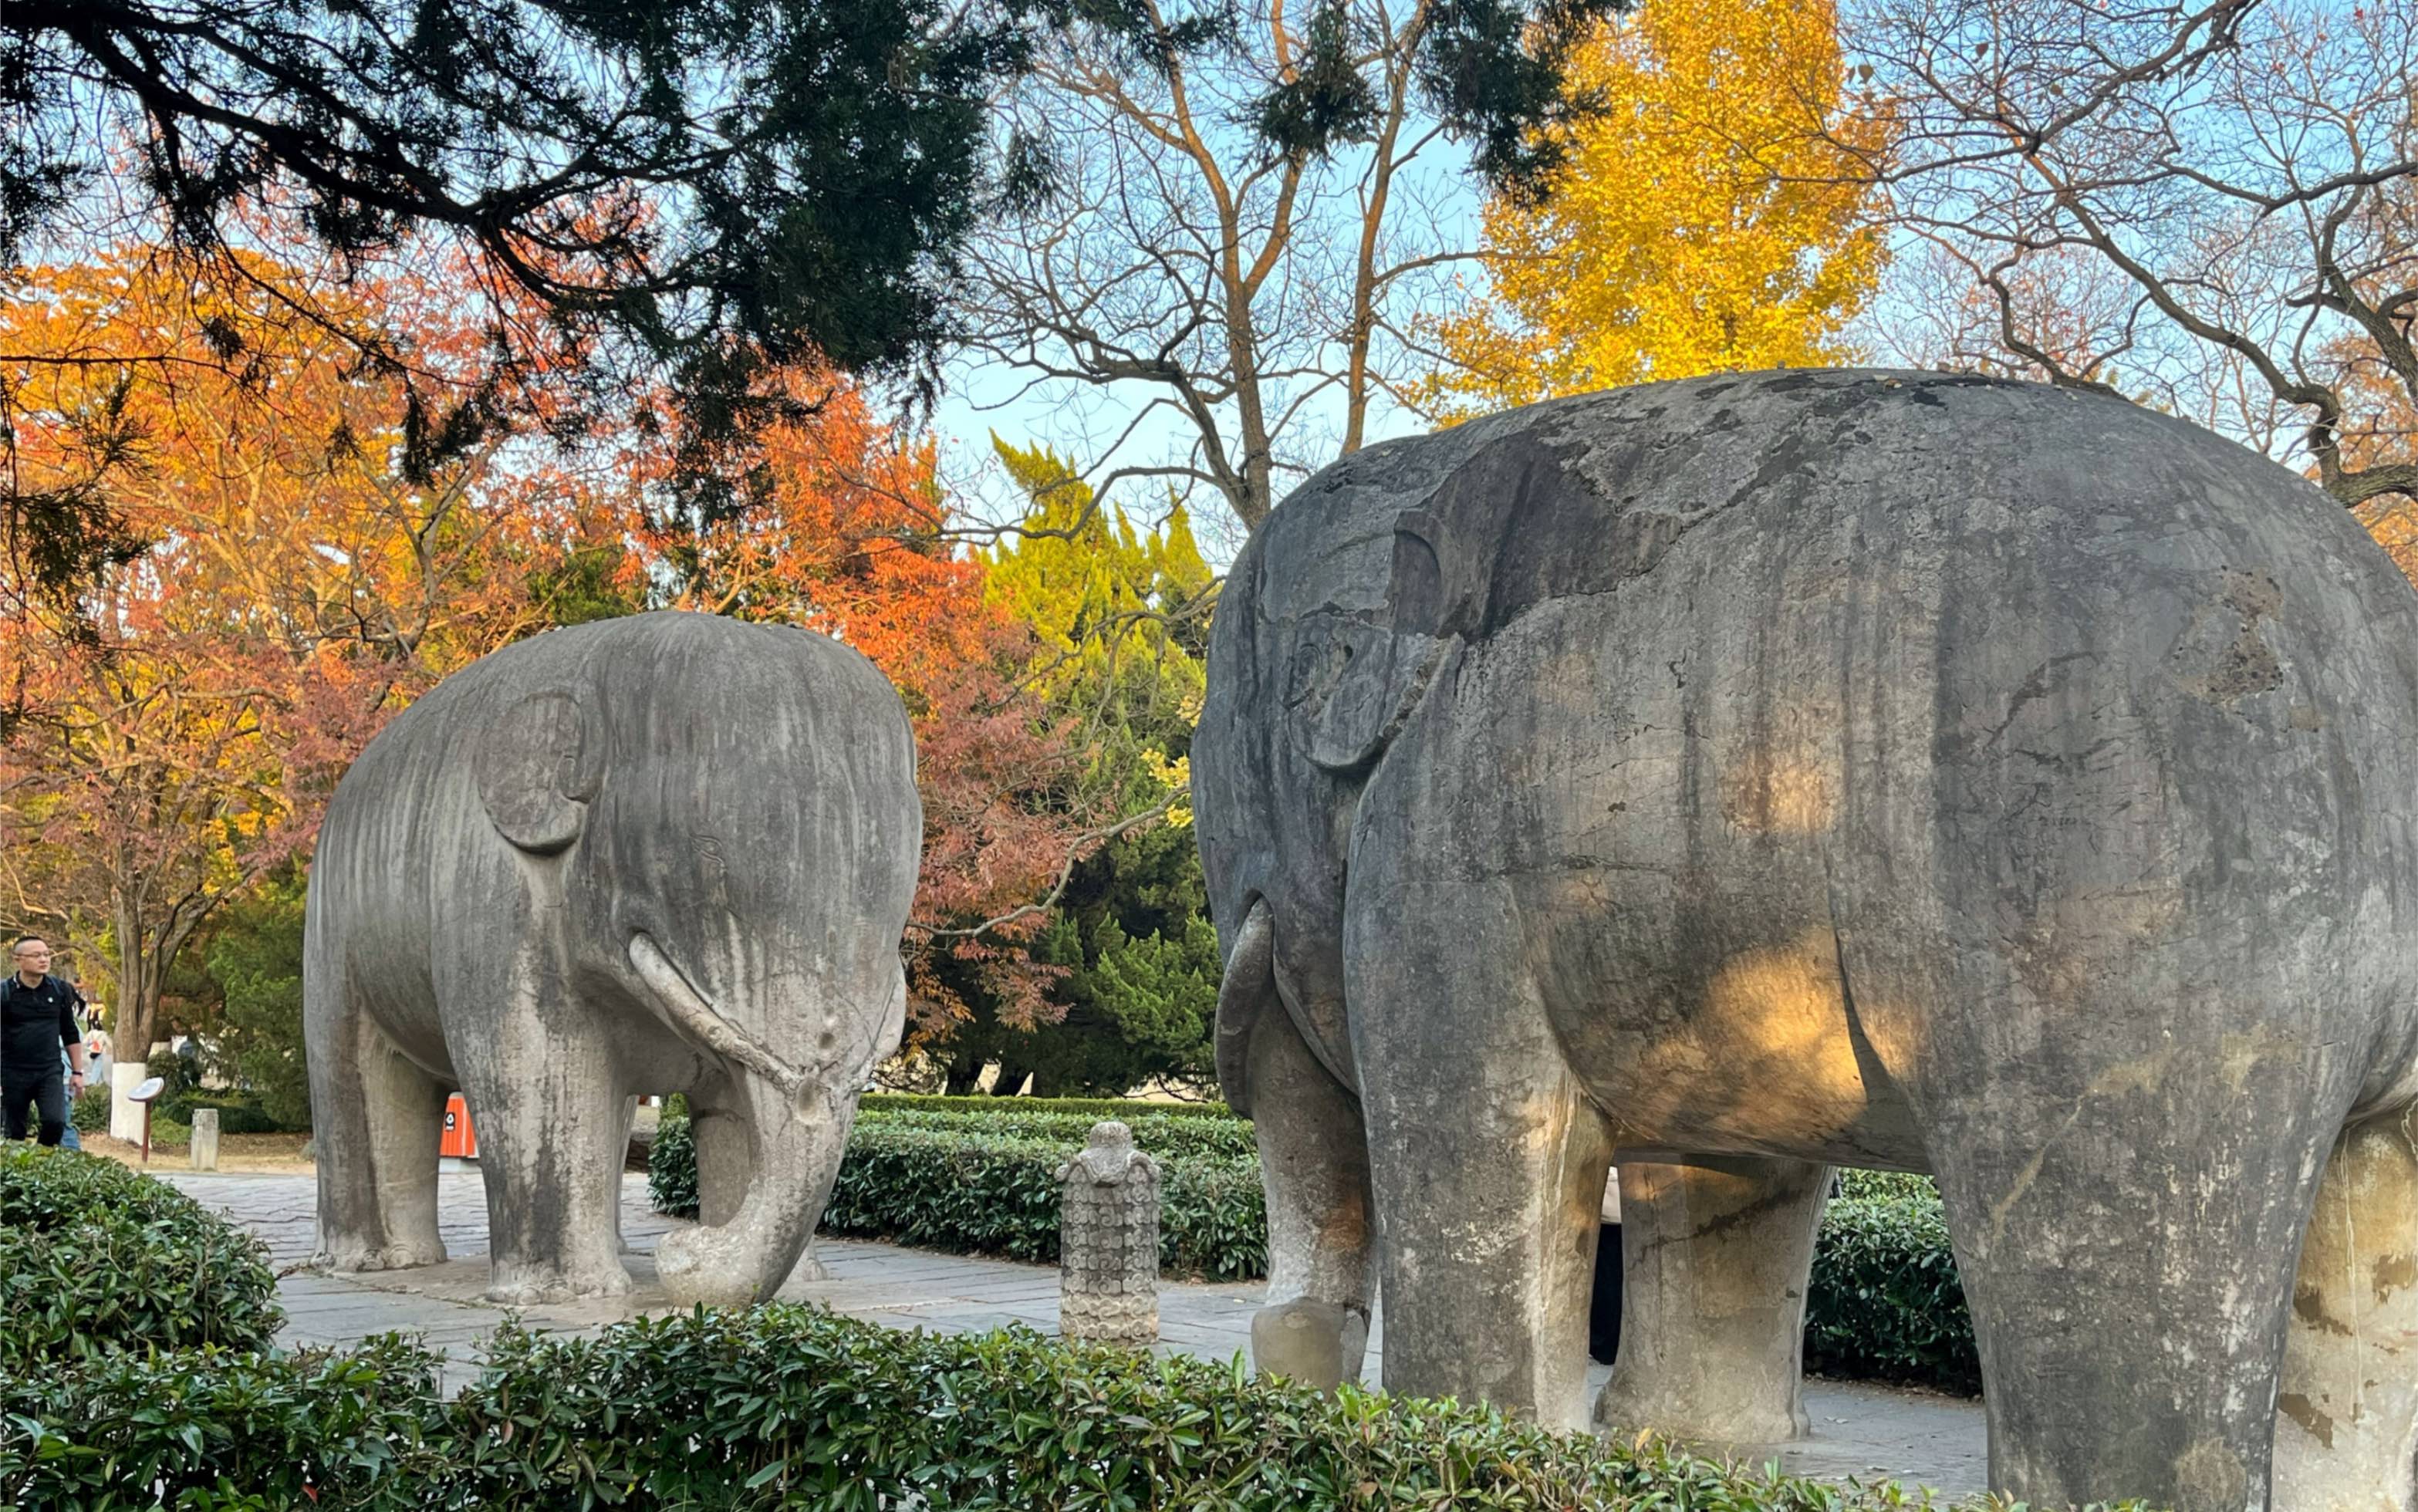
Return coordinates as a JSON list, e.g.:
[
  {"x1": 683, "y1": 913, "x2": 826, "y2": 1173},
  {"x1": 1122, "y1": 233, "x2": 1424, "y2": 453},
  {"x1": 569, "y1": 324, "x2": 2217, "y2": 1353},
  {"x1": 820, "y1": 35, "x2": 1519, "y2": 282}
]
[{"x1": 440, "y1": 1093, "x2": 478, "y2": 1159}]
